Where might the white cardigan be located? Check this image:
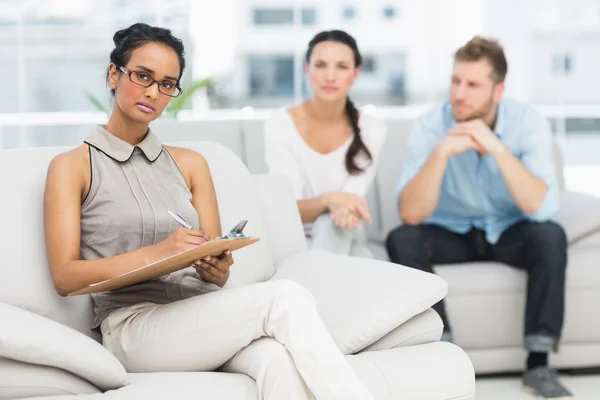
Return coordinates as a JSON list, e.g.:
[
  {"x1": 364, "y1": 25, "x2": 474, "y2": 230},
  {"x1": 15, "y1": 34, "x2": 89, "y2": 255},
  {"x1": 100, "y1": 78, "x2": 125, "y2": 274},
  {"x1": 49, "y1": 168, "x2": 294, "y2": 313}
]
[{"x1": 264, "y1": 107, "x2": 387, "y2": 232}]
